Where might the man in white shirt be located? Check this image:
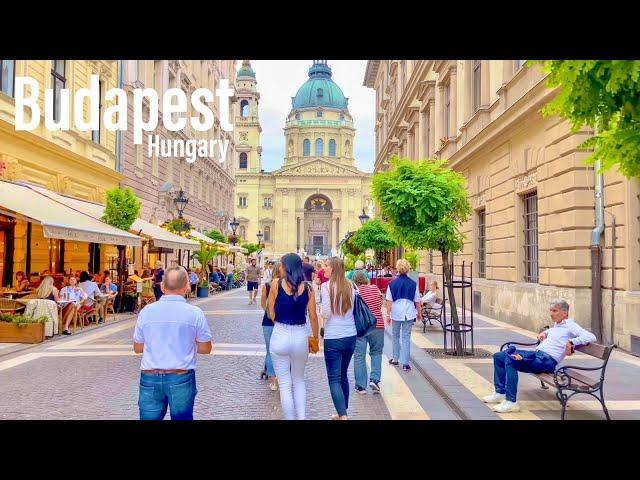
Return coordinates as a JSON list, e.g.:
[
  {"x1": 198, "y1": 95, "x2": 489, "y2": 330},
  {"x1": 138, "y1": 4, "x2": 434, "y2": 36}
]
[{"x1": 483, "y1": 298, "x2": 596, "y2": 413}]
